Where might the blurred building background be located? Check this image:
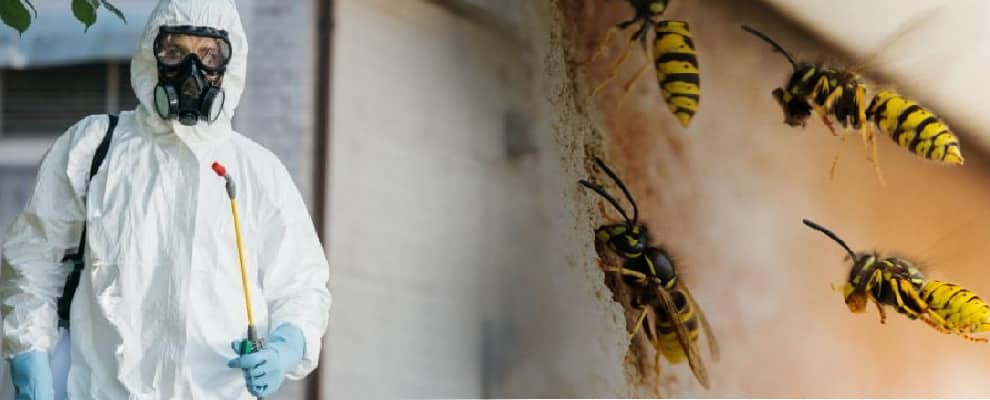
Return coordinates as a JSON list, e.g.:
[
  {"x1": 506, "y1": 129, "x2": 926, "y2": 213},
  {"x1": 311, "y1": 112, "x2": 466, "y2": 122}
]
[{"x1": 3, "y1": 0, "x2": 990, "y2": 398}]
